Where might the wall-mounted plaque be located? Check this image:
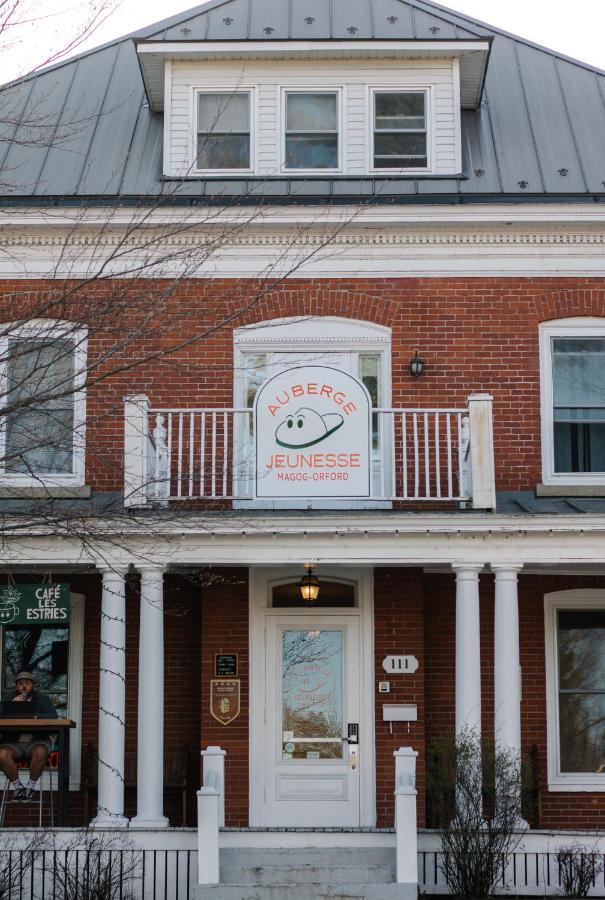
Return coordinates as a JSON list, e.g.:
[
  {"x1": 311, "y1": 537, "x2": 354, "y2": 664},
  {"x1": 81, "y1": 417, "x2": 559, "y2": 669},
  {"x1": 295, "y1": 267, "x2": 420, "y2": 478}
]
[
  {"x1": 215, "y1": 654, "x2": 238, "y2": 677},
  {"x1": 382, "y1": 655, "x2": 419, "y2": 674},
  {"x1": 210, "y1": 679, "x2": 240, "y2": 725}
]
